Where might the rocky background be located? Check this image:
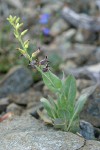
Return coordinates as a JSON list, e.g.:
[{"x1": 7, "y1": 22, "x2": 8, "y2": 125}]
[{"x1": 0, "y1": 0, "x2": 100, "y2": 149}]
